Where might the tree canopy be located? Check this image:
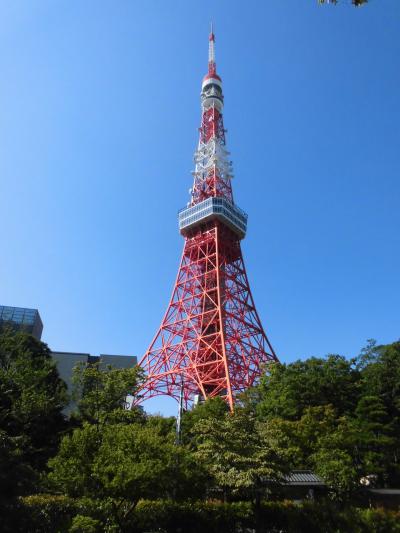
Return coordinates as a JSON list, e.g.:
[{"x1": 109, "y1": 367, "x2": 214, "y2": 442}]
[
  {"x1": 256, "y1": 354, "x2": 360, "y2": 420},
  {"x1": 252, "y1": 341, "x2": 400, "y2": 496},
  {"x1": 1, "y1": 329, "x2": 399, "y2": 530},
  {"x1": 0, "y1": 330, "x2": 67, "y2": 498}
]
